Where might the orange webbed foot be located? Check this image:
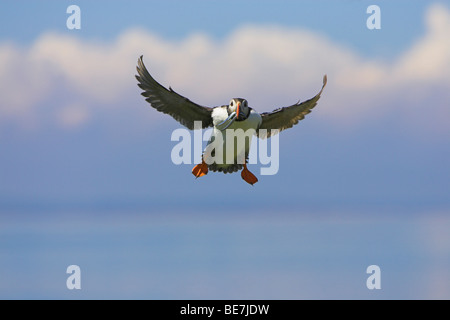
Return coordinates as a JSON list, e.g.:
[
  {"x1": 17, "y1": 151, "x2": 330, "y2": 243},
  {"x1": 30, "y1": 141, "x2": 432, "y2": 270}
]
[
  {"x1": 241, "y1": 164, "x2": 258, "y2": 185},
  {"x1": 192, "y1": 161, "x2": 208, "y2": 178}
]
